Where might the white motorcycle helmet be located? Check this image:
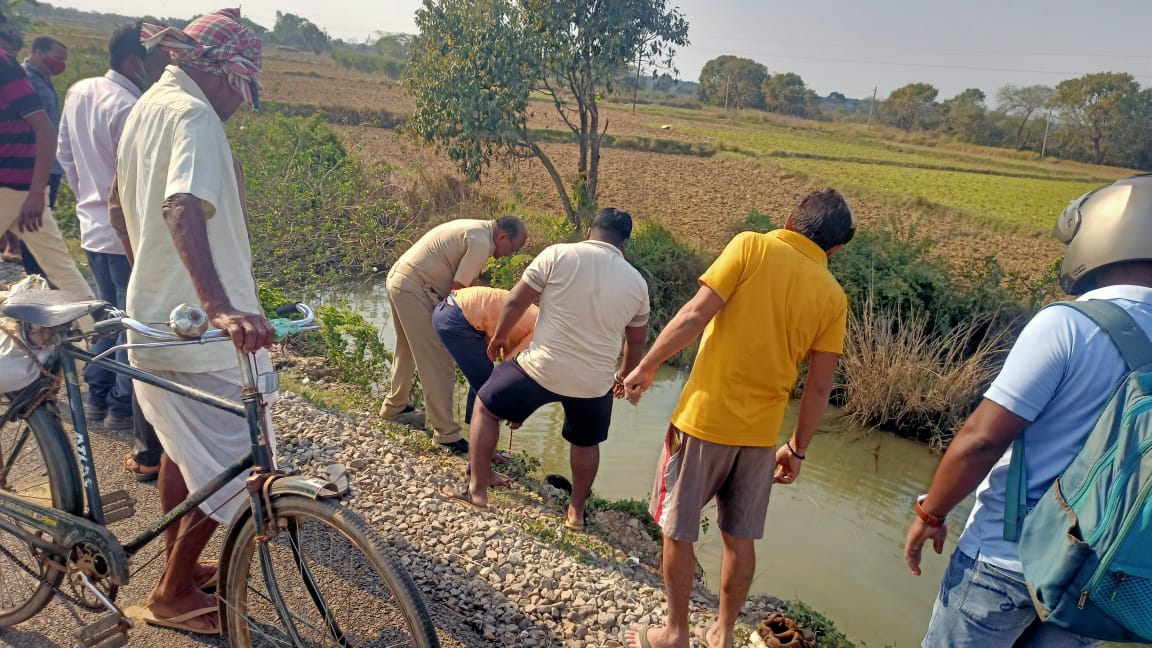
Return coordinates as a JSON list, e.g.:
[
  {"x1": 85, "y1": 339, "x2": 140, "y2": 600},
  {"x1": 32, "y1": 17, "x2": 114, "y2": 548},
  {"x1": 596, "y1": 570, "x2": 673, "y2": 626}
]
[{"x1": 1055, "y1": 174, "x2": 1152, "y2": 295}]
